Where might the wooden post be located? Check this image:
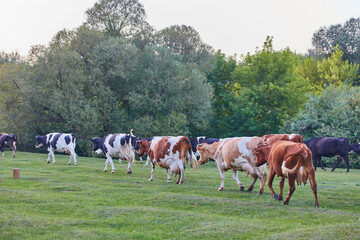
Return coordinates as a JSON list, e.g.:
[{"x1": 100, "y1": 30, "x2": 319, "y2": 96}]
[{"x1": 13, "y1": 168, "x2": 20, "y2": 178}]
